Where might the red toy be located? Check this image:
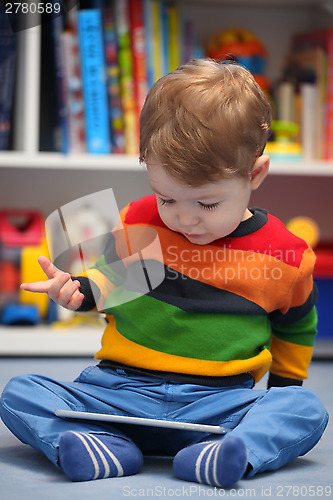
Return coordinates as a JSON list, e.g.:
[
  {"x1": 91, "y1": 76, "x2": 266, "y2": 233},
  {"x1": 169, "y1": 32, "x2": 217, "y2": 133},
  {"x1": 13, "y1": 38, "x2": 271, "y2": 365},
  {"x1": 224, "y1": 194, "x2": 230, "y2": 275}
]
[{"x1": 0, "y1": 210, "x2": 44, "y2": 247}]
